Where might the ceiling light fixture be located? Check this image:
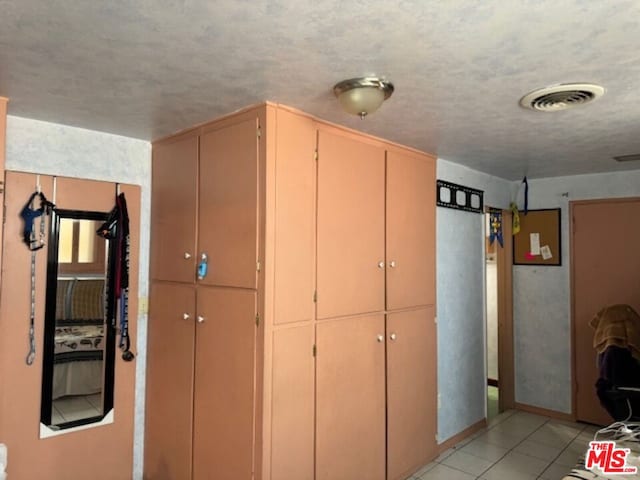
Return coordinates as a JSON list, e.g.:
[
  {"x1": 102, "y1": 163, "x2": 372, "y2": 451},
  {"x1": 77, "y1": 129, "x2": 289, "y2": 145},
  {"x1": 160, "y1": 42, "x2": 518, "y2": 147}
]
[{"x1": 333, "y1": 77, "x2": 394, "y2": 119}]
